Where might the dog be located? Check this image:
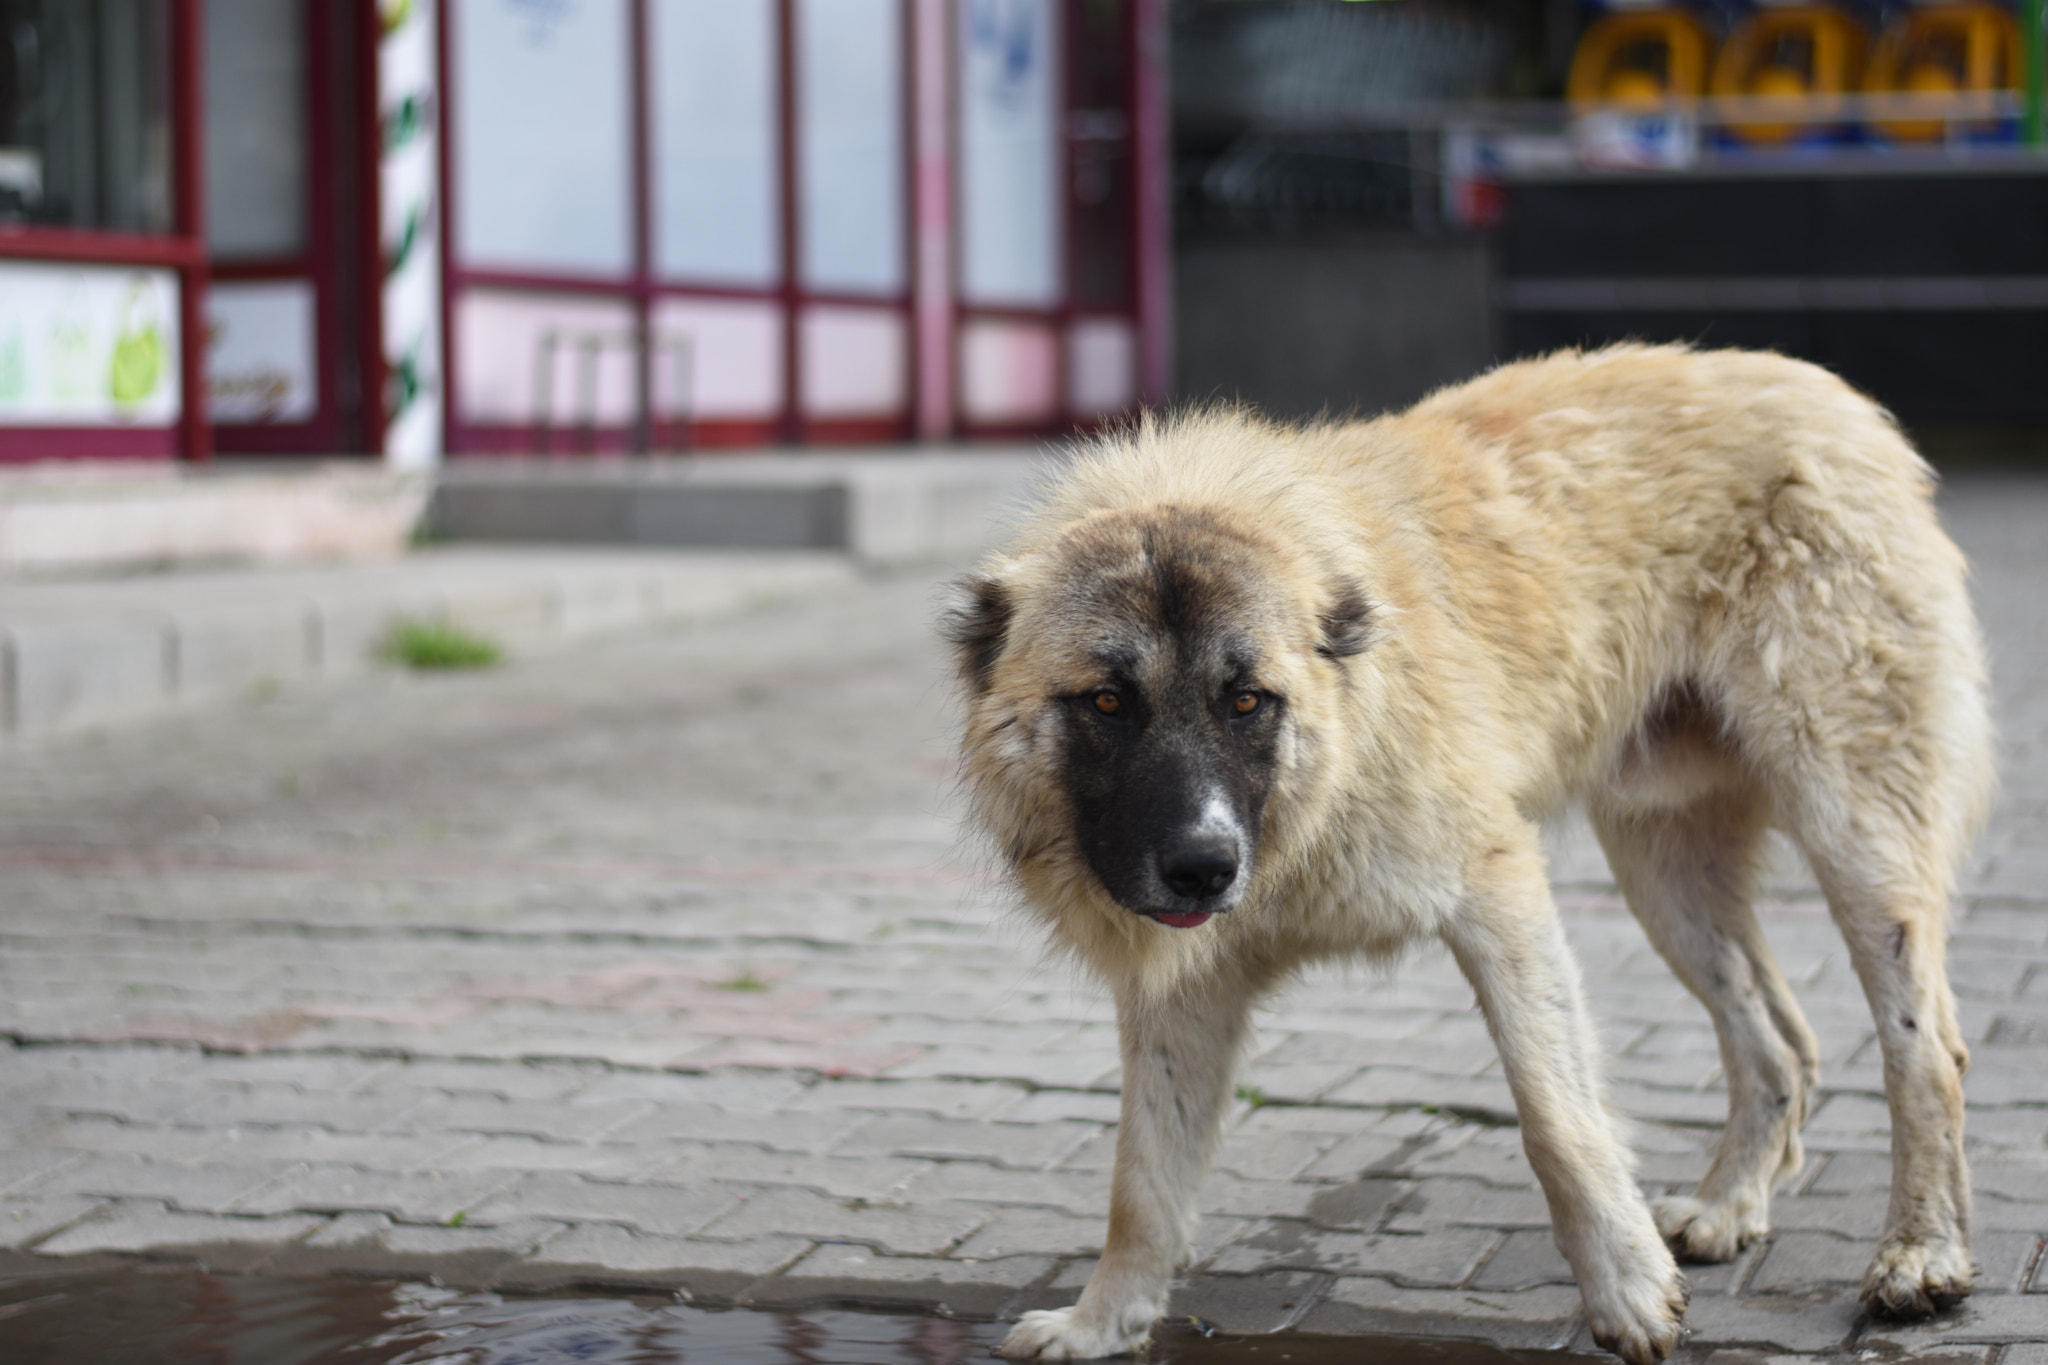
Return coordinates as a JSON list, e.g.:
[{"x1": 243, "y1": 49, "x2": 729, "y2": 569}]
[{"x1": 944, "y1": 345, "x2": 1992, "y2": 1364}]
